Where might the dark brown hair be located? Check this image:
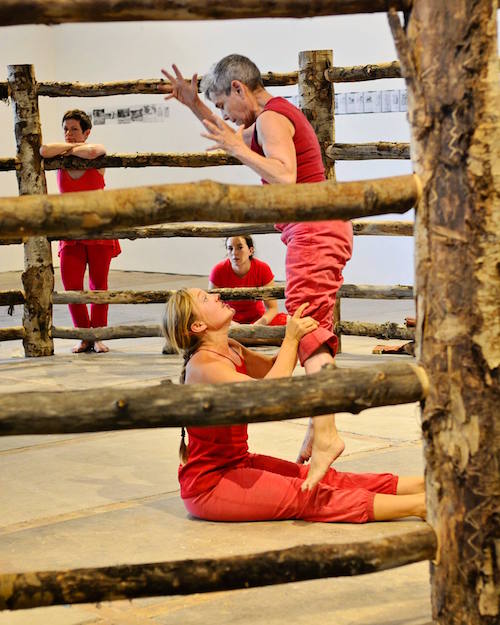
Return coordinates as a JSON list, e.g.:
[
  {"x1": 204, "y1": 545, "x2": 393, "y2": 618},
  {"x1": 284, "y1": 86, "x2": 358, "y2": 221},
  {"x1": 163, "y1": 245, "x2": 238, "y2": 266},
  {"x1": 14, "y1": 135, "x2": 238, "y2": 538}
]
[{"x1": 62, "y1": 109, "x2": 92, "y2": 132}]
